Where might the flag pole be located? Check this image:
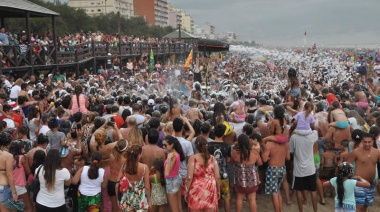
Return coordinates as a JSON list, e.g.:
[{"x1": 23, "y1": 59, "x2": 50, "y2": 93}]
[{"x1": 304, "y1": 30, "x2": 307, "y2": 56}]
